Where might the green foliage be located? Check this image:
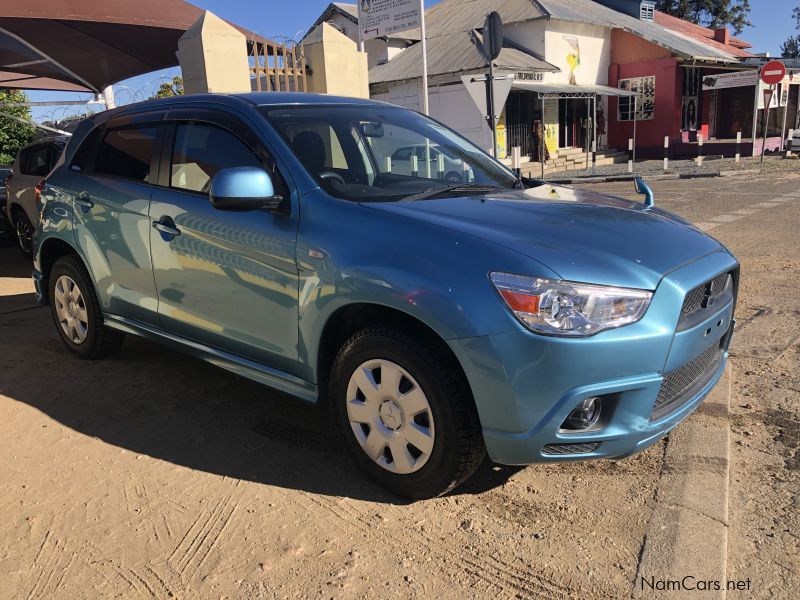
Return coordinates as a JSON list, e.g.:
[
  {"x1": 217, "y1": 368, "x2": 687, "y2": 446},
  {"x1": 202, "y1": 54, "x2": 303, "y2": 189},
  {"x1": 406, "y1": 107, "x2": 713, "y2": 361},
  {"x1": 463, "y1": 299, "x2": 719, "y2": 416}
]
[
  {"x1": 655, "y1": 0, "x2": 752, "y2": 35},
  {"x1": 0, "y1": 89, "x2": 35, "y2": 166},
  {"x1": 781, "y1": 7, "x2": 800, "y2": 59},
  {"x1": 149, "y1": 77, "x2": 184, "y2": 100}
]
